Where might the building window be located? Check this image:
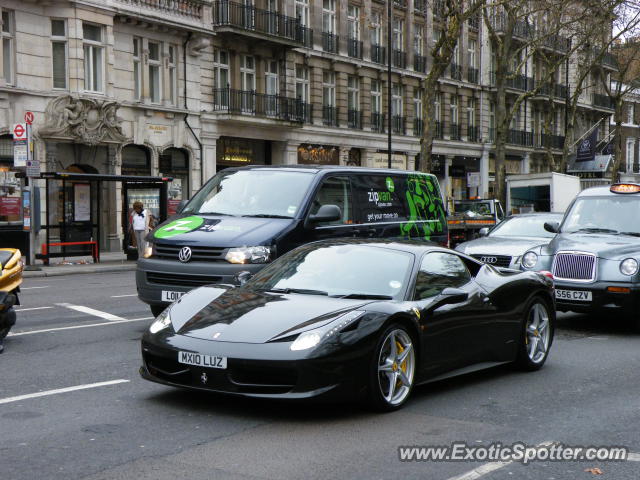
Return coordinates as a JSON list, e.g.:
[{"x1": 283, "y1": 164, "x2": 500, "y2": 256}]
[
  {"x1": 1, "y1": 10, "x2": 14, "y2": 85},
  {"x1": 213, "y1": 49, "x2": 229, "y2": 107},
  {"x1": 466, "y1": 97, "x2": 475, "y2": 127},
  {"x1": 627, "y1": 138, "x2": 635, "y2": 172},
  {"x1": 432, "y1": 28, "x2": 441, "y2": 46},
  {"x1": 148, "y1": 41, "x2": 161, "y2": 103},
  {"x1": 468, "y1": 39, "x2": 476, "y2": 69},
  {"x1": 435, "y1": 92, "x2": 441, "y2": 122},
  {"x1": 240, "y1": 55, "x2": 256, "y2": 112},
  {"x1": 296, "y1": 0, "x2": 310, "y2": 26},
  {"x1": 348, "y1": 75, "x2": 359, "y2": 111},
  {"x1": 82, "y1": 22, "x2": 104, "y2": 93},
  {"x1": 371, "y1": 12, "x2": 382, "y2": 46},
  {"x1": 450, "y1": 95, "x2": 458, "y2": 124},
  {"x1": 371, "y1": 79, "x2": 382, "y2": 114},
  {"x1": 348, "y1": 5, "x2": 360, "y2": 40},
  {"x1": 414, "y1": 24, "x2": 424, "y2": 56},
  {"x1": 323, "y1": 0, "x2": 336, "y2": 34},
  {"x1": 168, "y1": 45, "x2": 177, "y2": 105},
  {"x1": 322, "y1": 70, "x2": 335, "y2": 107},
  {"x1": 392, "y1": 83, "x2": 403, "y2": 117},
  {"x1": 133, "y1": 37, "x2": 142, "y2": 100},
  {"x1": 414, "y1": 88, "x2": 423, "y2": 120},
  {"x1": 51, "y1": 19, "x2": 67, "y2": 89},
  {"x1": 392, "y1": 18, "x2": 404, "y2": 51},
  {"x1": 295, "y1": 64, "x2": 309, "y2": 102},
  {"x1": 627, "y1": 104, "x2": 635, "y2": 124}
]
